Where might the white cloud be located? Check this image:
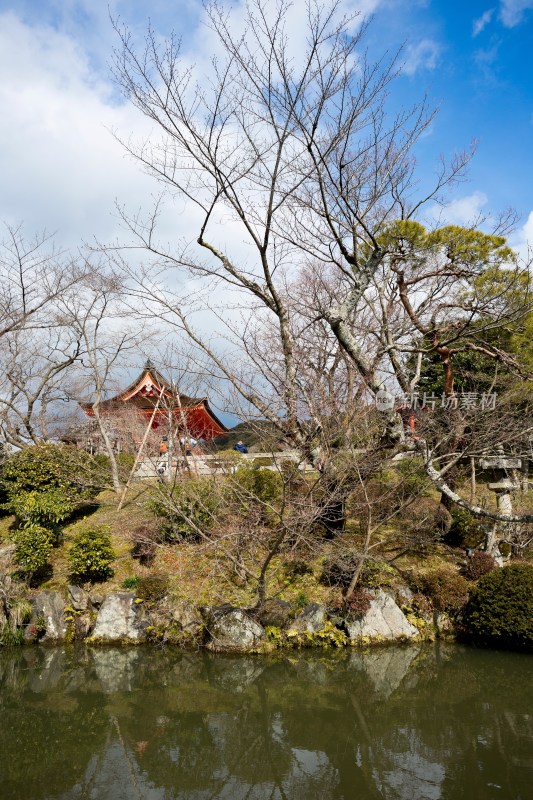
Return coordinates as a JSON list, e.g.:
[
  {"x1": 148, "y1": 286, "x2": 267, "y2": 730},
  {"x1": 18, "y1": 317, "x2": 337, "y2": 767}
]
[
  {"x1": 510, "y1": 211, "x2": 533, "y2": 261},
  {"x1": 473, "y1": 8, "x2": 495, "y2": 36},
  {"x1": 0, "y1": 1, "x2": 391, "y2": 255},
  {"x1": 429, "y1": 191, "x2": 489, "y2": 226},
  {"x1": 499, "y1": 0, "x2": 533, "y2": 26},
  {"x1": 0, "y1": 12, "x2": 157, "y2": 249},
  {"x1": 402, "y1": 39, "x2": 441, "y2": 75},
  {"x1": 429, "y1": 197, "x2": 533, "y2": 265}
]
